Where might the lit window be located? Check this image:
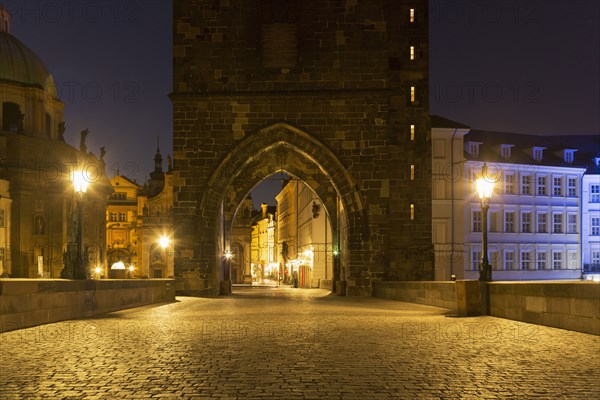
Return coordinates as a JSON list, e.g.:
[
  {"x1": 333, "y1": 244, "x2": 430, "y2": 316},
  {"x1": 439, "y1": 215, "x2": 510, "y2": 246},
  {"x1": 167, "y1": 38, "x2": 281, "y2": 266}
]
[
  {"x1": 410, "y1": 46, "x2": 415, "y2": 60},
  {"x1": 592, "y1": 217, "x2": 600, "y2": 236},
  {"x1": 537, "y1": 251, "x2": 547, "y2": 269},
  {"x1": 505, "y1": 173, "x2": 515, "y2": 194},
  {"x1": 567, "y1": 177, "x2": 577, "y2": 197},
  {"x1": 564, "y1": 150, "x2": 574, "y2": 164},
  {"x1": 537, "y1": 176, "x2": 547, "y2": 196},
  {"x1": 110, "y1": 212, "x2": 118, "y2": 222},
  {"x1": 410, "y1": 8, "x2": 415, "y2": 23},
  {"x1": 0, "y1": 209, "x2": 4, "y2": 227},
  {"x1": 553, "y1": 213, "x2": 563, "y2": 234},
  {"x1": 537, "y1": 213, "x2": 547, "y2": 233},
  {"x1": 521, "y1": 212, "x2": 531, "y2": 233},
  {"x1": 591, "y1": 184, "x2": 600, "y2": 202},
  {"x1": 521, "y1": 251, "x2": 532, "y2": 270},
  {"x1": 500, "y1": 145, "x2": 512, "y2": 160},
  {"x1": 410, "y1": 203, "x2": 414, "y2": 220},
  {"x1": 505, "y1": 251, "x2": 515, "y2": 270},
  {"x1": 410, "y1": 165, "x2": 415, "y2": 180},
  {"x1": 472, "y1": 210, "x2": 482, "y2": 232},
  {"x1": 119, "y1": 212, "x2": 127, "y2": 222},
  {"x1": 567, "y1": 214, "x2": 577, "y2": 234},
  {"x1": 505, "y1": 211, "x2": 515, "y2": 233},
  {"x1": 410, "y1": 124, "x2": 415, "y2": 141},
  {"x1": 552, "y1": 251, "x2": 563, "y2": 269},
  {"x1": 533, "y1": 147, "x2": 543, "y2": 162},
  {"x1": 521, "y1": 175, "x2": 531, "y2": 195},
  {"x1": 471, "y1": 250, "x2": 481, "y2": 271},
  {"x1": 553, "y1": 176, "x2": 562, "y2": 196},
  {"x1": 410, "y1": 86, "x2": 415, "y2": 102}
]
